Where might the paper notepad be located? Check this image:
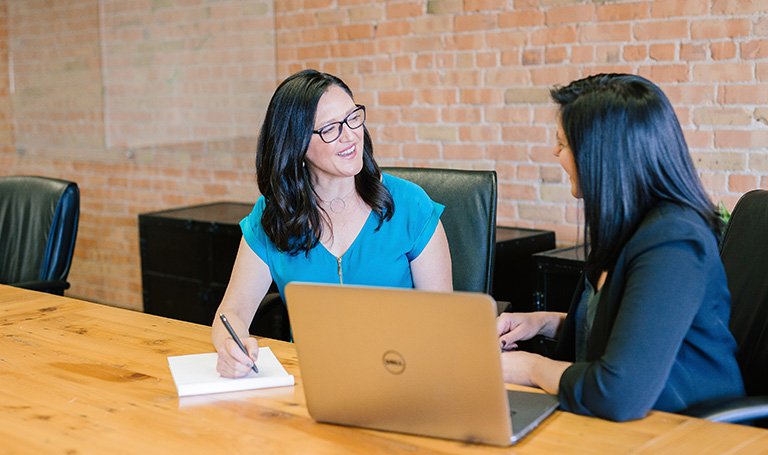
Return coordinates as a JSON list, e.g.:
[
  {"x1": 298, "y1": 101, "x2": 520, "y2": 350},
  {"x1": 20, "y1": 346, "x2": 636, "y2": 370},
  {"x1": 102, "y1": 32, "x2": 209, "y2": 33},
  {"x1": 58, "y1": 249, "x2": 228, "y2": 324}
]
[{"x1": 168, "y1": 347, "x2": 295, "y2": 397}]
